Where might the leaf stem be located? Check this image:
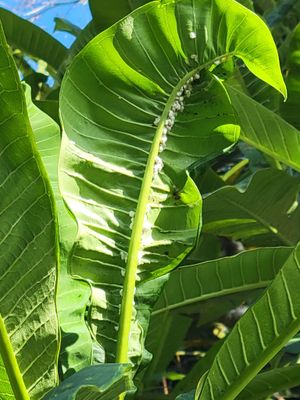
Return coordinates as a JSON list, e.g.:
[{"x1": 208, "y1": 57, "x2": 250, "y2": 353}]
[
  {"x1": 115, "y1": 66, "x2": 202, "y2": 364},
  {"x1": 0, "y1": 315, "x2": 29, "y2": 400},
  {"x1": 116, "y1": 54, "x2": 235, "y2": 366}
]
